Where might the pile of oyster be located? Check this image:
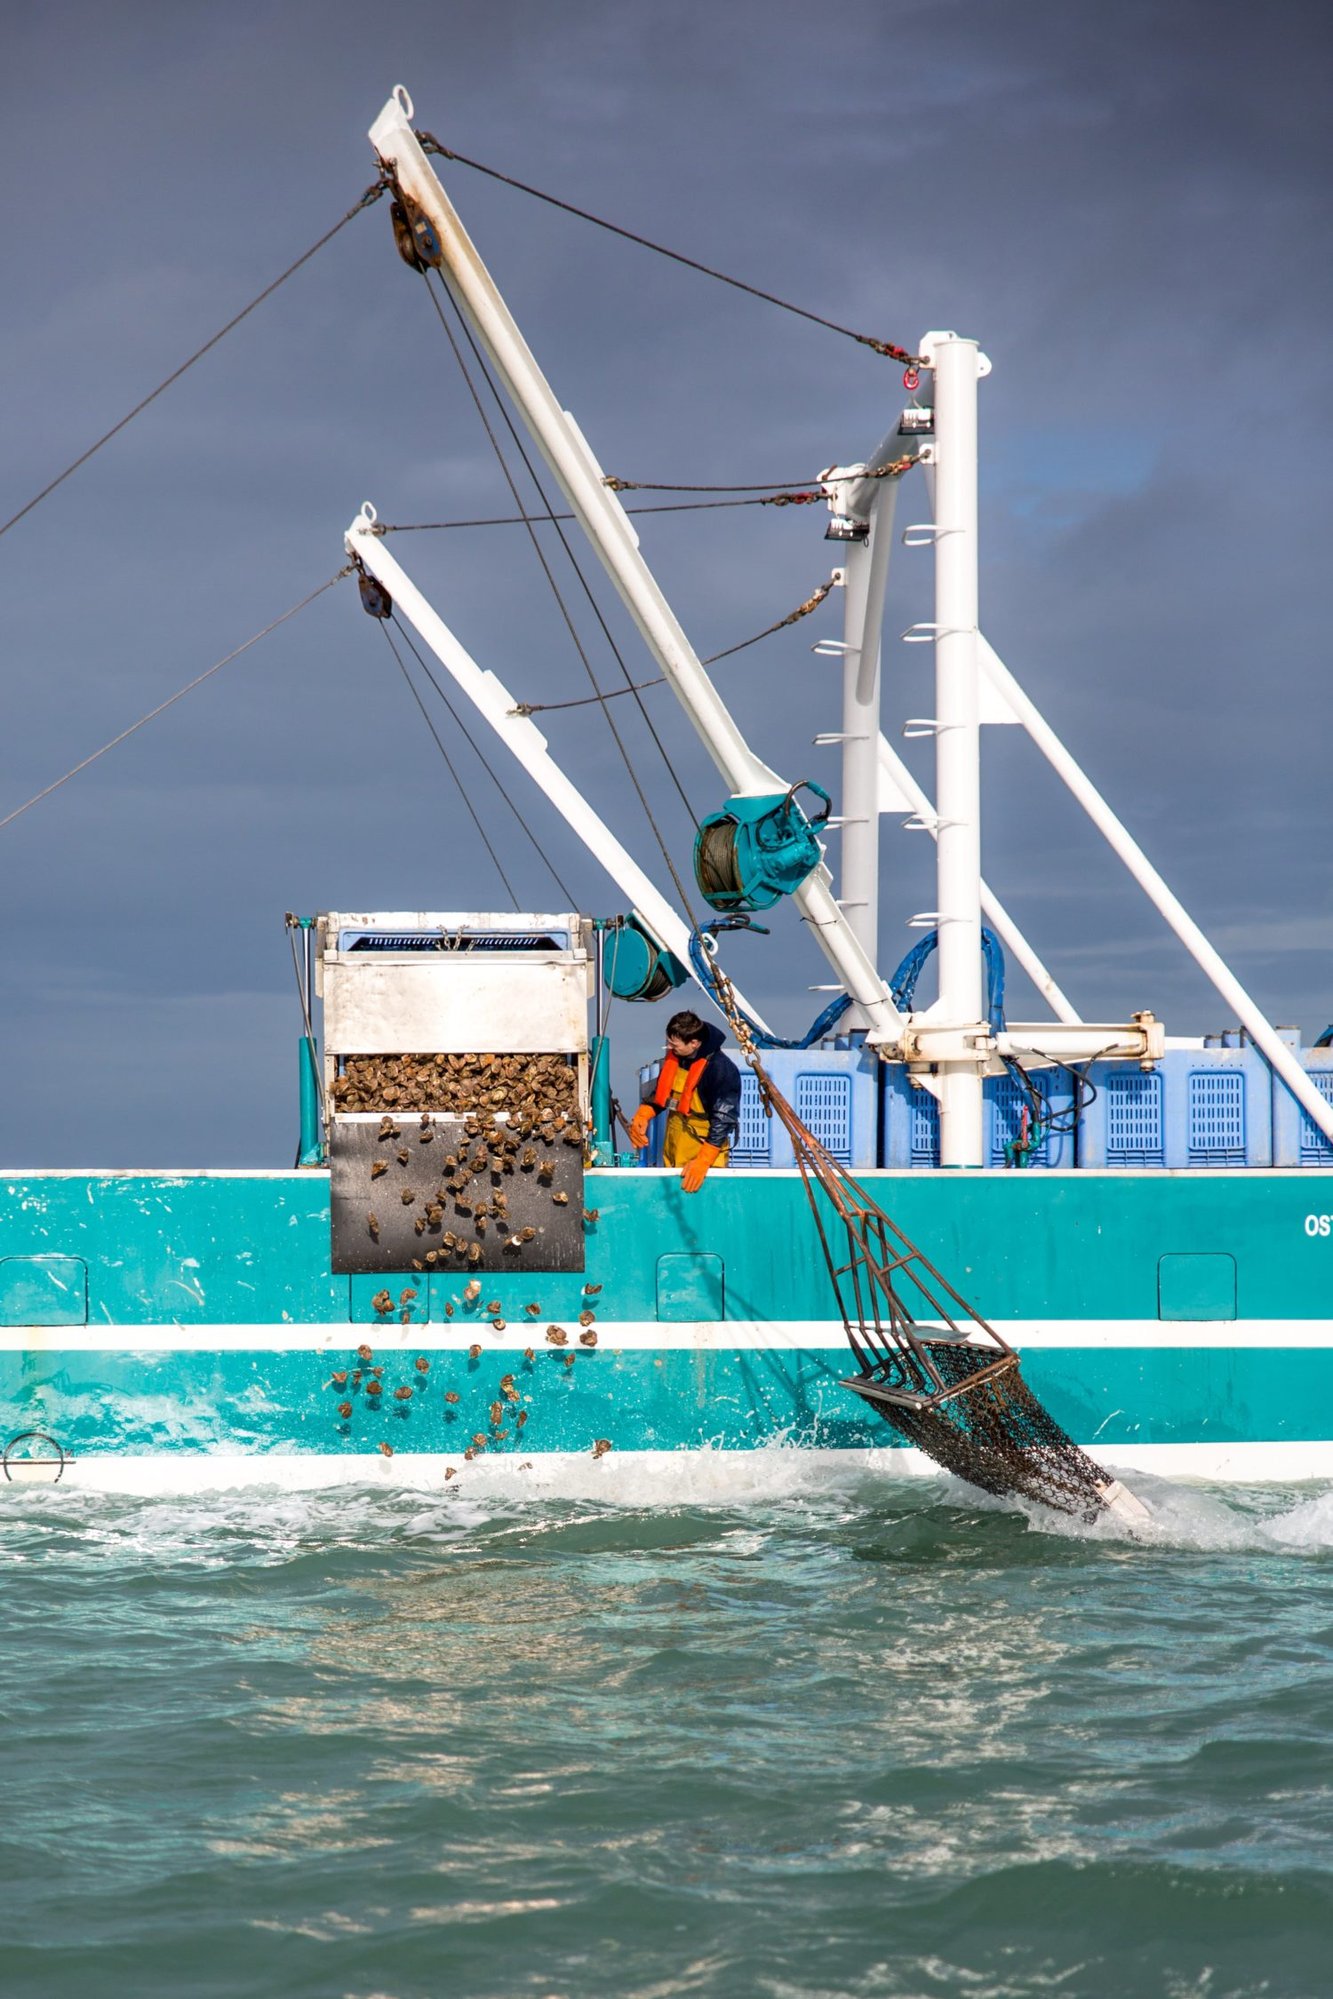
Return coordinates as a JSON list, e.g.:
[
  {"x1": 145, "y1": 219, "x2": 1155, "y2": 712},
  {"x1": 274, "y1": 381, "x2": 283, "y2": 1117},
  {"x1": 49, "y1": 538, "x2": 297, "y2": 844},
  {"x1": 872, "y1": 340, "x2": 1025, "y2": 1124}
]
[{"x1": 332, "y1": 1050, "x2": 579, "y2": 1120}]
